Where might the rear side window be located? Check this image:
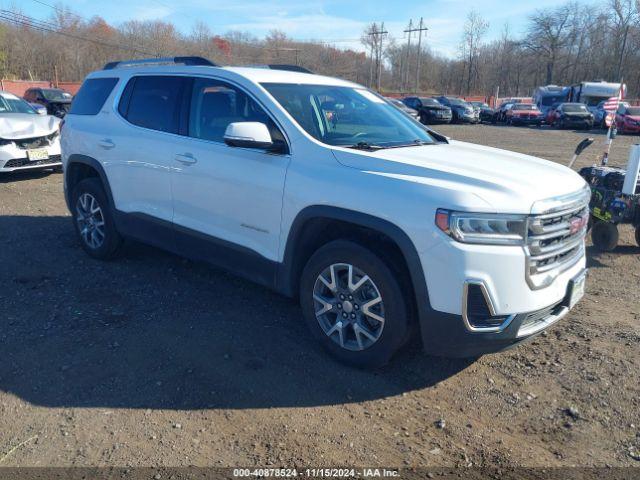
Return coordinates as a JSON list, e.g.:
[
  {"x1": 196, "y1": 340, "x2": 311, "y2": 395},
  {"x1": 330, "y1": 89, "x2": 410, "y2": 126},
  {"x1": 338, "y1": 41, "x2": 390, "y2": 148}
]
[
  {"x1": 119, "y1": 76, "x2": 184, "y2": 134},
  {"x1": 69, "y1": 78, "x2": 118, "y2": 115}
]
